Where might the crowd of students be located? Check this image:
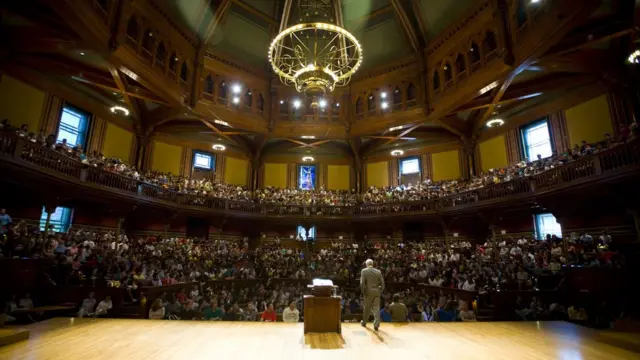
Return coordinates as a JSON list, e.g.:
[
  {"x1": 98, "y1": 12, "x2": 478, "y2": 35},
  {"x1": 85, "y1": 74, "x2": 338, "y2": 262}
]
[{"x1": 3, "y1": 120, "x2": 636, "y2": 208}]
